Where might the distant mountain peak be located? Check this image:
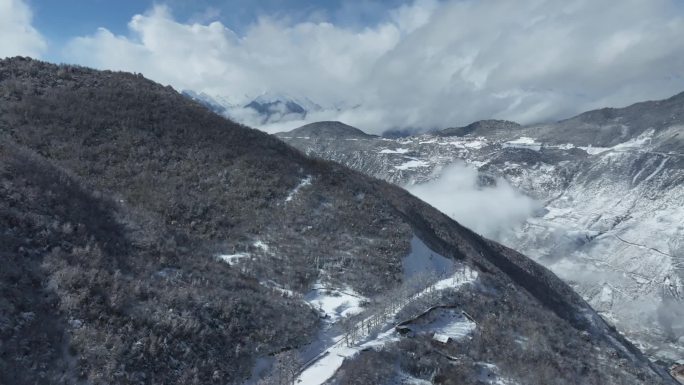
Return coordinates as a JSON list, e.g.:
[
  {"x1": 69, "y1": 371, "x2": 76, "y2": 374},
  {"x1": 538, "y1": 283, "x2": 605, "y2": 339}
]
[
  {"x1": 180, "y1": 89, "x2": 326, "y2": 126},
  {"x1": 244, "y1": 92, "x2": 323, "y2": 124},
  {"x1": 251, "y1": 91, "x2": 321, "y2": 110},
  {"x1": 182, "y1": 90, "x2": 229, "y2": 114},
  {"x1": 276, "y1": 121, "x2": 376, "y2": 139},
  {"x1": 438, "y1": 119, "x2": 522, "y2": 137}
]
